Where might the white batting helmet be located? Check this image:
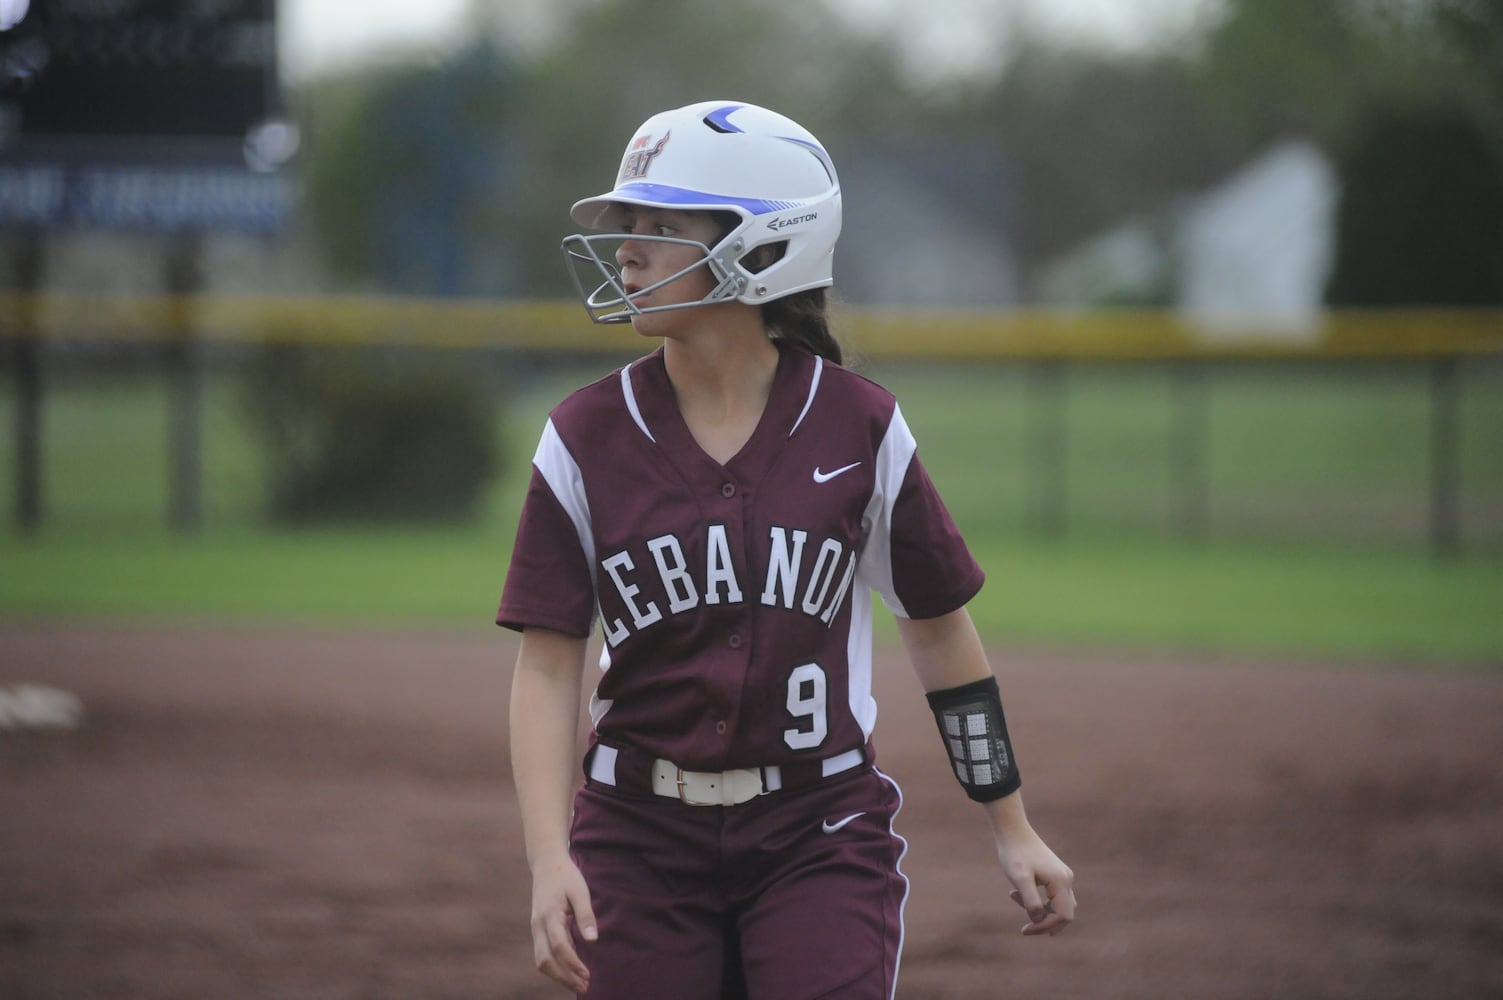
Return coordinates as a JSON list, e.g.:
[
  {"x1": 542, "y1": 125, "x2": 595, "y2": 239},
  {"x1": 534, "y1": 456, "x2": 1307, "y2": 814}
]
[{"x1": 562, "y1": 100, "x2": 842, "y2": 323}]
